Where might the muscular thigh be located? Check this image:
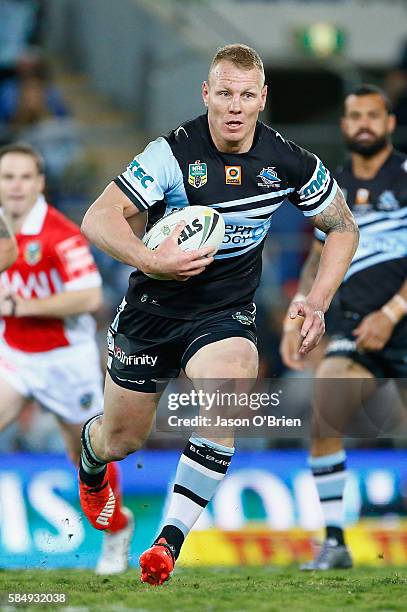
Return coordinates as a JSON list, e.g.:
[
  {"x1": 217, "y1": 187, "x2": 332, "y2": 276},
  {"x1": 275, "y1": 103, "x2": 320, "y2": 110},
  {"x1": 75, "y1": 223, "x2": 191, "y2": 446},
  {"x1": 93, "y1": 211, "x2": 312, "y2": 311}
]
[{"x1": 185, "y1": 337, "x2": 258, "y2": 380}]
